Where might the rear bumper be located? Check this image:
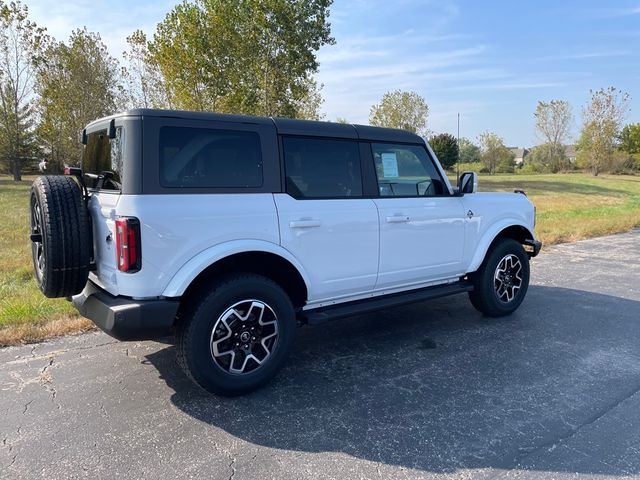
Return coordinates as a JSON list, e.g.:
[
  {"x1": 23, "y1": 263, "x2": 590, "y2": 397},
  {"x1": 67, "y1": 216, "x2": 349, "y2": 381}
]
[
  {"x1": 71, "y1": 281, "x2": 179, "y2": 341},
  {"x1": 525, "y1": 239, "x2": 542, "y2": 258}
]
